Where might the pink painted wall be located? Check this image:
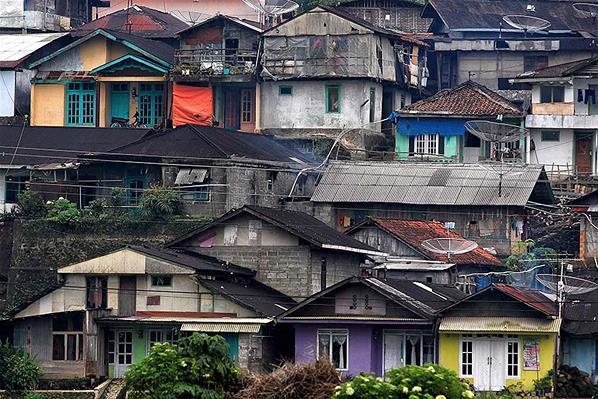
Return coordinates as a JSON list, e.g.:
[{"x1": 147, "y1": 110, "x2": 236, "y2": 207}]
[{"x1": 99, "y1": 0, "x2": 262, "y2": 22}]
